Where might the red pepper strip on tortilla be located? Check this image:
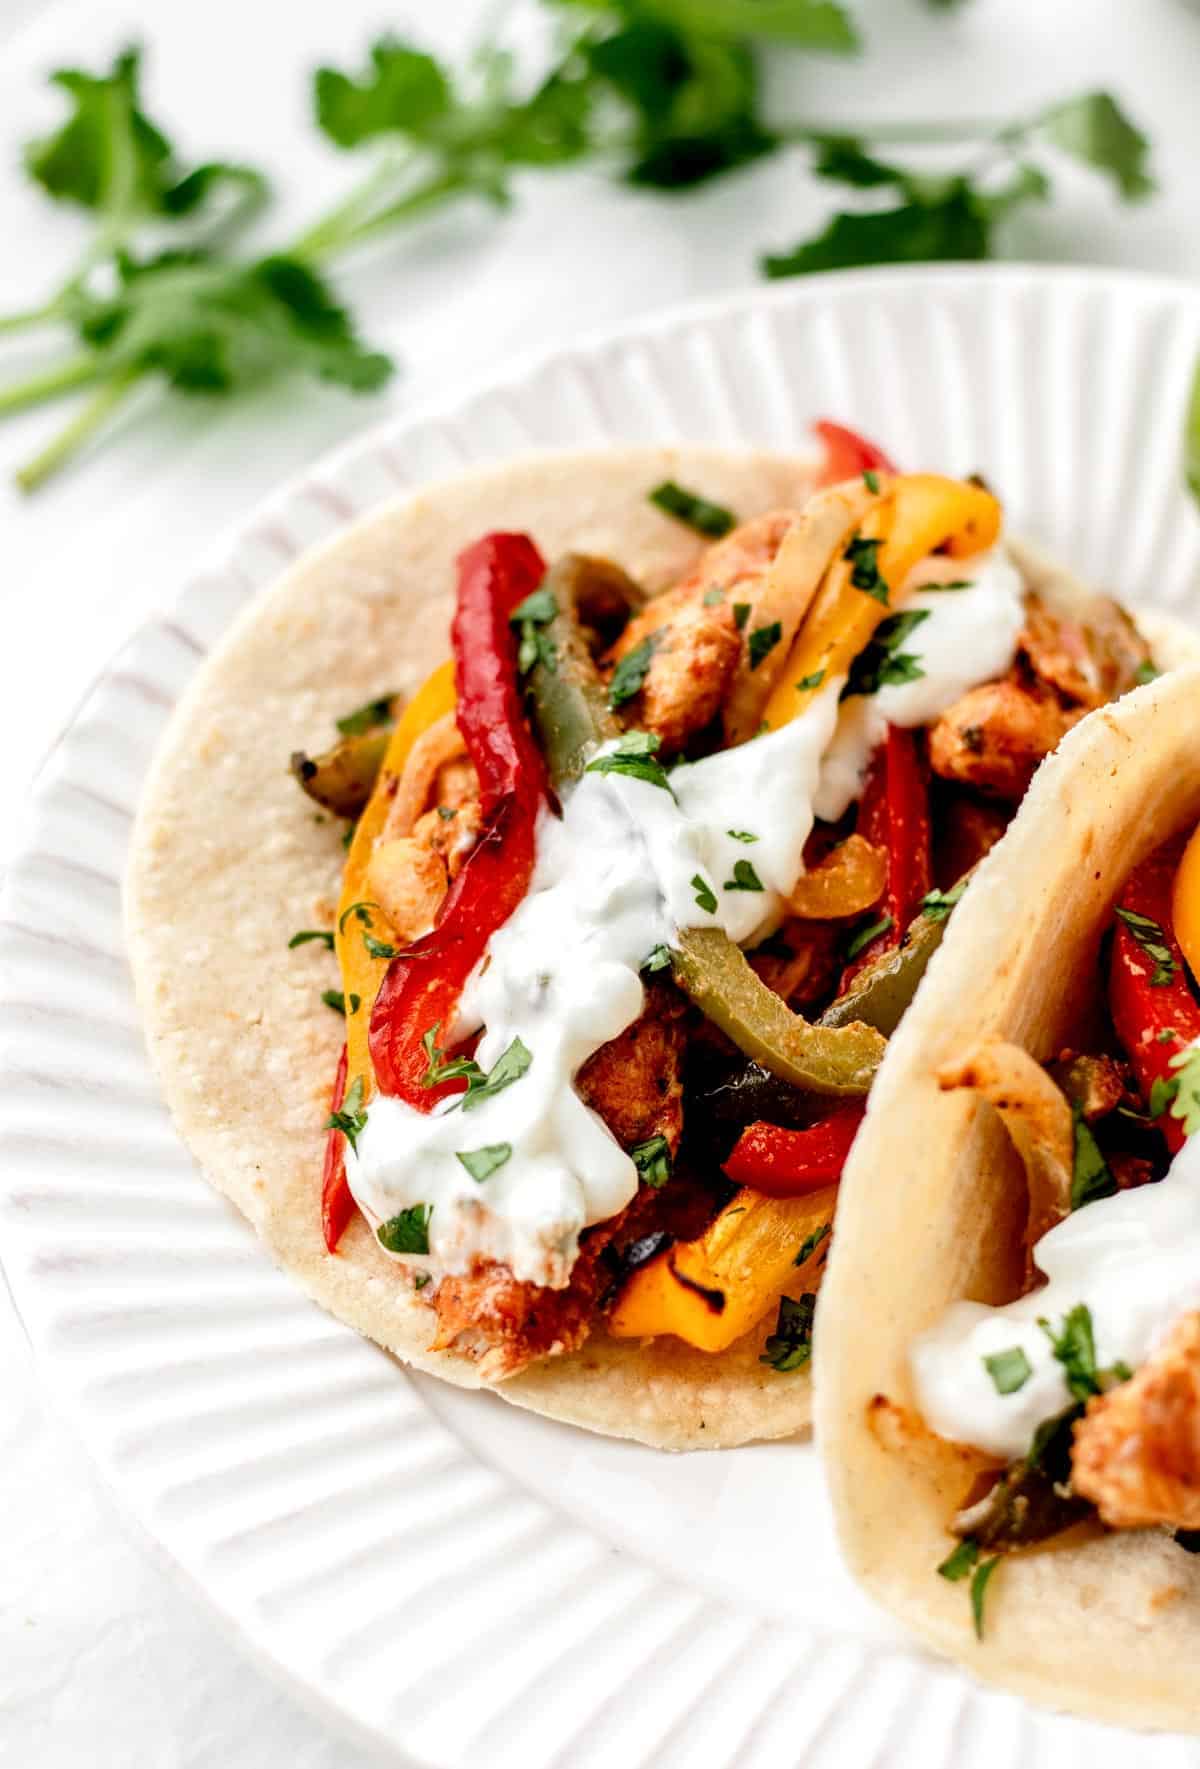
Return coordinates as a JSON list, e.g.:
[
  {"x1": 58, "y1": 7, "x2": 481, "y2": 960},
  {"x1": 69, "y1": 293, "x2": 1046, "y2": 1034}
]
[
  {"x1": 814, "y1": 420, "x2": 897, "y2": 486},
  {"x1": 1110, "y1": 834, "x2": 1200, "y2": 1156},
  {"x1": 722, "y1": 1104, "x2": 866, "y2": 1197},
  {"x1": 369, "y1": 532, "x2": 550, "y2": 1108},
  {"x1": 841, "y1": 725, "x2": 932, "y2": 985},
  {"x1": 321, "y1": 1044, "x2": 356, "y2": 1253}
]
